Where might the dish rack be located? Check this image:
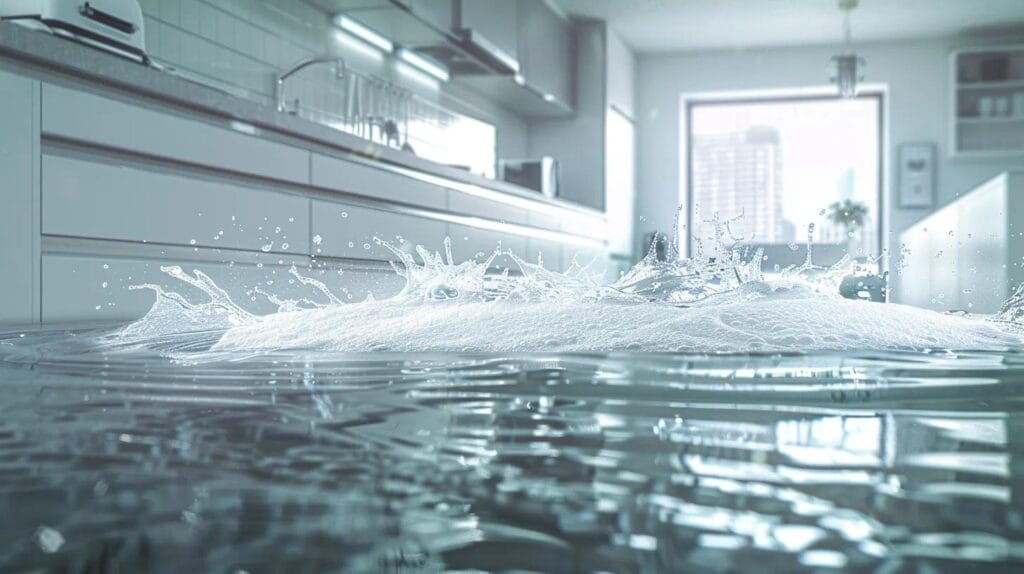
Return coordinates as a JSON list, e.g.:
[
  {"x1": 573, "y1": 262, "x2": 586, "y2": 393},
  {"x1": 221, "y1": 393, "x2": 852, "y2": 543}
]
[{"x1": 284, "y1": 63, "x2": 496, "y2": 176}]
